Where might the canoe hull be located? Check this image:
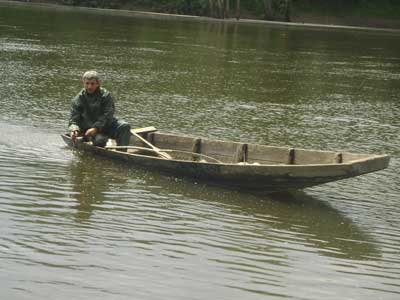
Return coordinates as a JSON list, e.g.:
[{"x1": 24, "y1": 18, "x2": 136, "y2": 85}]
[{"x1": 61, "y1": 134, "x2": 389, "y2": 191}]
